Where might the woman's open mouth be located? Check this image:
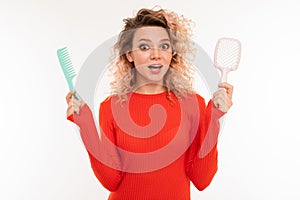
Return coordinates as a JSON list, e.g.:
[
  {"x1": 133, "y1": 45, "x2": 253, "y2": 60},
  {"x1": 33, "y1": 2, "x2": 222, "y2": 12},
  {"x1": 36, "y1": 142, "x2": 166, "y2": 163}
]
[
  {"x1": 148, "y1": 65, "x2": 163, "y2": 69},
  {"x1": 148, "y1": 65, "x2": 163, "y2": 74}
]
